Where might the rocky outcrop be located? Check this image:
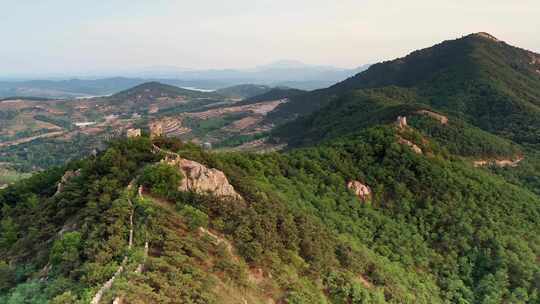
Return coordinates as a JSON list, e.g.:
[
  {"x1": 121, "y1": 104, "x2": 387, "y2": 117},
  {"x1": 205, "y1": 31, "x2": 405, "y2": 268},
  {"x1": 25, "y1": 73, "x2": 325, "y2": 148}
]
[
  {"x1": 527, "y1": 53, "x2": 540, "y2": 74},
  {"x1": 474, "y1": 32, "x2": 501, "y2": 42},
  {"x1": 529, "y1": 53, "x2": 540, "y2": 65},
  {"x1": 163, "y1": 156, "x2": 242, "y2": 200},
  {"x1": 347, "y1": 180, "x2": 372, "y2": 202},
  {"x1": 473, "y1": 156, "x2": 524, "y2": 168},
  {"x1": 55, "y1": 169, "x2": 81, "y2": 195},
  {"x1": 416, "y1": 110, "x2": 448, "y2": 125},
  {"x1": 396, "y1": 116, "x2": 408, "y2": 129},
  {"x1": 398, "y1": 137, "x2": 423, "y2": 154}
]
